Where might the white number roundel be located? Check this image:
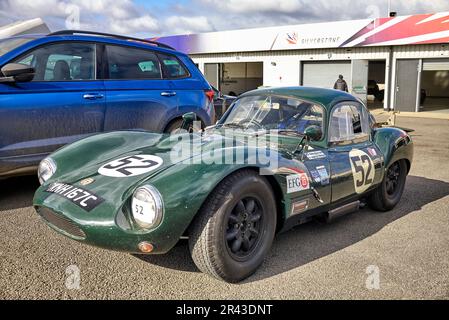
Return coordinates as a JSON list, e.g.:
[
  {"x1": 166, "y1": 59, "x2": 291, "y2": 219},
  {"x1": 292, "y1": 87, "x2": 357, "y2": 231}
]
[
  {"x1": 349, "y1": 149, "x2": 375, "y2": 194},
  {"x1": 98, "y1": 155, "x2": 163, "y2": 178}
]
